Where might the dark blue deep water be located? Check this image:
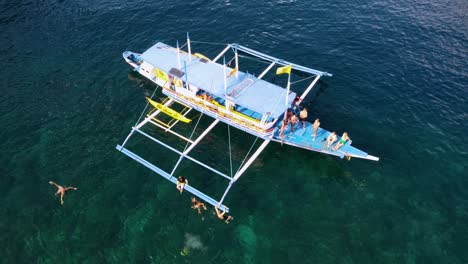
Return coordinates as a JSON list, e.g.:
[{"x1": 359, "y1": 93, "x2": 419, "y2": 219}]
[{"x1": 1, "y1": 0, "x2": 467, "y2": 263}]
